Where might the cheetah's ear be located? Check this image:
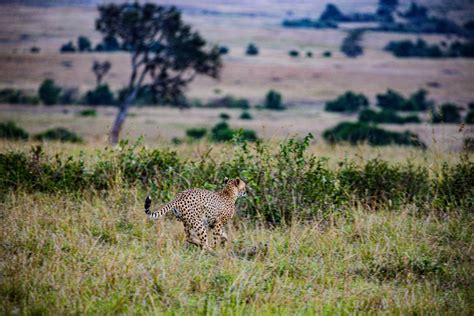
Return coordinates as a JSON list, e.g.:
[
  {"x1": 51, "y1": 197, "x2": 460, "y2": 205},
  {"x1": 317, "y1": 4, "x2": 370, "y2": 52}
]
[{"x1": 223, "y1": 177, "x2": 229, "y2": 184}]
